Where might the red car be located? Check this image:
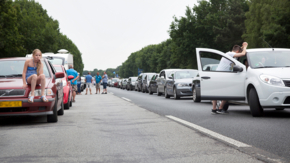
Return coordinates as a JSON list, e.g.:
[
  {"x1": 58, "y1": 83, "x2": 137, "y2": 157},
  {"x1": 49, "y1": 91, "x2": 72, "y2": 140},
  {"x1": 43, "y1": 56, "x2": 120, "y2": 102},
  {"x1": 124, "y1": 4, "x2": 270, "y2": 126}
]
[
  {"x1": 0, "y1": 58, "x2": 65, "y2": 123},
  {"x1": 53, "y1": 65, "x2": 73, "y2": 109}
]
